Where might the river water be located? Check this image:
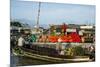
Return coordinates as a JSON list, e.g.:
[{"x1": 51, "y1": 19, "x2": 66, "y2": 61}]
[
  {"x1": 10, "y1": 55, "x2": 92, "y2": 67},
  {"x1": 10, "y1": 55, "x2": 61, "y2": 67}
]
